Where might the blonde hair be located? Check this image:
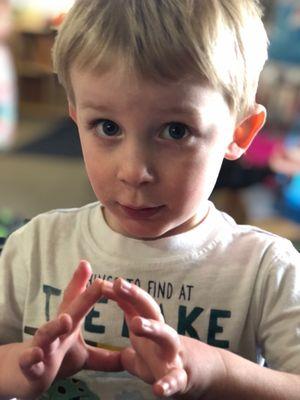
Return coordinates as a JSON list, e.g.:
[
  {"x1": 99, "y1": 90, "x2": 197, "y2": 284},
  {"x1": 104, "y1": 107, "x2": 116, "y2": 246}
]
[{"x1": 53, "y1": 0, "x2": 268, "y2": 118}]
